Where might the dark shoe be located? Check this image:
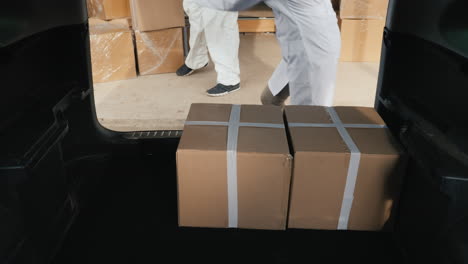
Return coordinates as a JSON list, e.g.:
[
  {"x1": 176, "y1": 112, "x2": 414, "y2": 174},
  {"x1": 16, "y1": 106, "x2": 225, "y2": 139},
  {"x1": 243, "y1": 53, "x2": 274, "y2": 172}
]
[
  {"x1": 261, "y1": 84, "x2": 290, "y2": 106},
  {"x1": 206, "y1": 83, "x2": 241, "y2": 97},
  {"x1": 176, "y1": 63, "x2": 208, "y2": 76}
]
